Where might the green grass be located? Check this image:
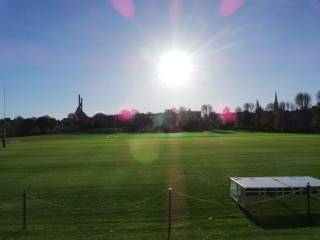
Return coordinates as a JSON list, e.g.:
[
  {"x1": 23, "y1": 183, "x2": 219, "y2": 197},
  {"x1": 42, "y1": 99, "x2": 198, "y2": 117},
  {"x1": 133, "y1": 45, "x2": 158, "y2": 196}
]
[{"x1": 1, "y1": 132, "x2": 320, "y2": 239}]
